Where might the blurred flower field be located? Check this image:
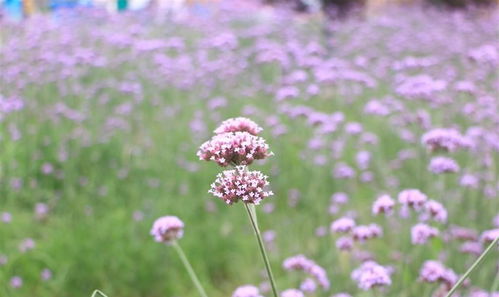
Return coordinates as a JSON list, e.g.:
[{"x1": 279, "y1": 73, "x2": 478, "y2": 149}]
[{"x1": 0, "y1": 4, "x2": 498, "y2": 297}]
